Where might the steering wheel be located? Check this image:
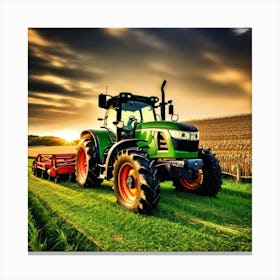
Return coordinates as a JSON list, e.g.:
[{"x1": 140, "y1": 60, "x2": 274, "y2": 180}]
[
  {"x1": 123, "y1": 116, "x2": 137, "y2": 133},
  {"x1": 127, "y1": 116, "x2": 137, "y2": 127}
]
